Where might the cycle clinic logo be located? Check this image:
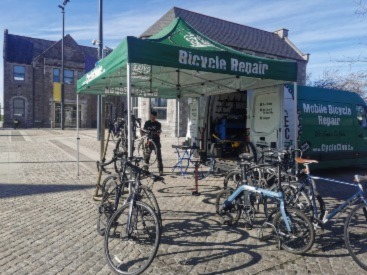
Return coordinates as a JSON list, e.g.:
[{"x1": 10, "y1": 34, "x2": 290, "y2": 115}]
[{"x1": 184, "y1": 32, "x2": 216, "y2": 48}]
